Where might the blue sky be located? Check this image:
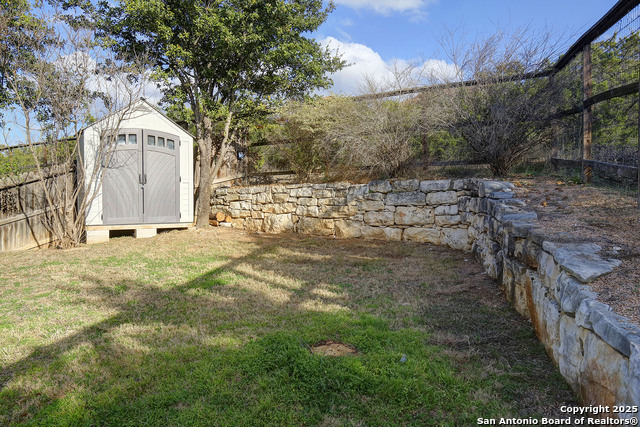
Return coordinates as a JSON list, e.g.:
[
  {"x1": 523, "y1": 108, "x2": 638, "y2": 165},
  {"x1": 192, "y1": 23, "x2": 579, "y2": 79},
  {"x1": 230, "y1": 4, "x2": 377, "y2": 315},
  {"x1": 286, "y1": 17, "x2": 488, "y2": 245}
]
[{"x1": 316, "y1": 0, "x2": 617, "y2": 94}]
